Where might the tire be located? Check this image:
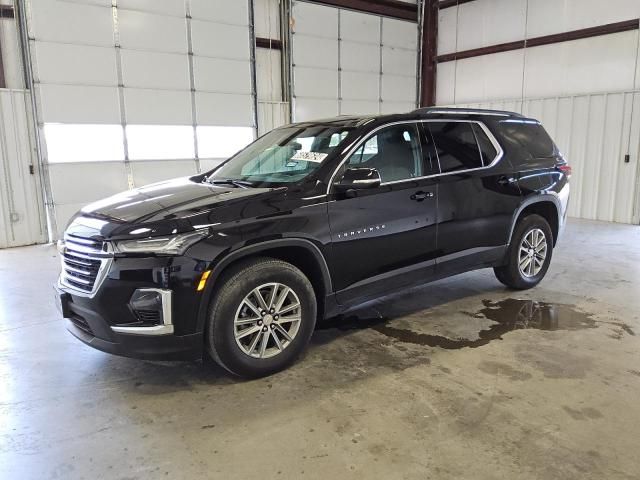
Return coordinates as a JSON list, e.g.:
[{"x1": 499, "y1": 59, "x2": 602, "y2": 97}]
[
  {"x1": 206, "y1": 257, "x2": 317, "y2": 378},
  {"x1": 494, "y1": 214, "x2": 553, "y2": 290}
]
